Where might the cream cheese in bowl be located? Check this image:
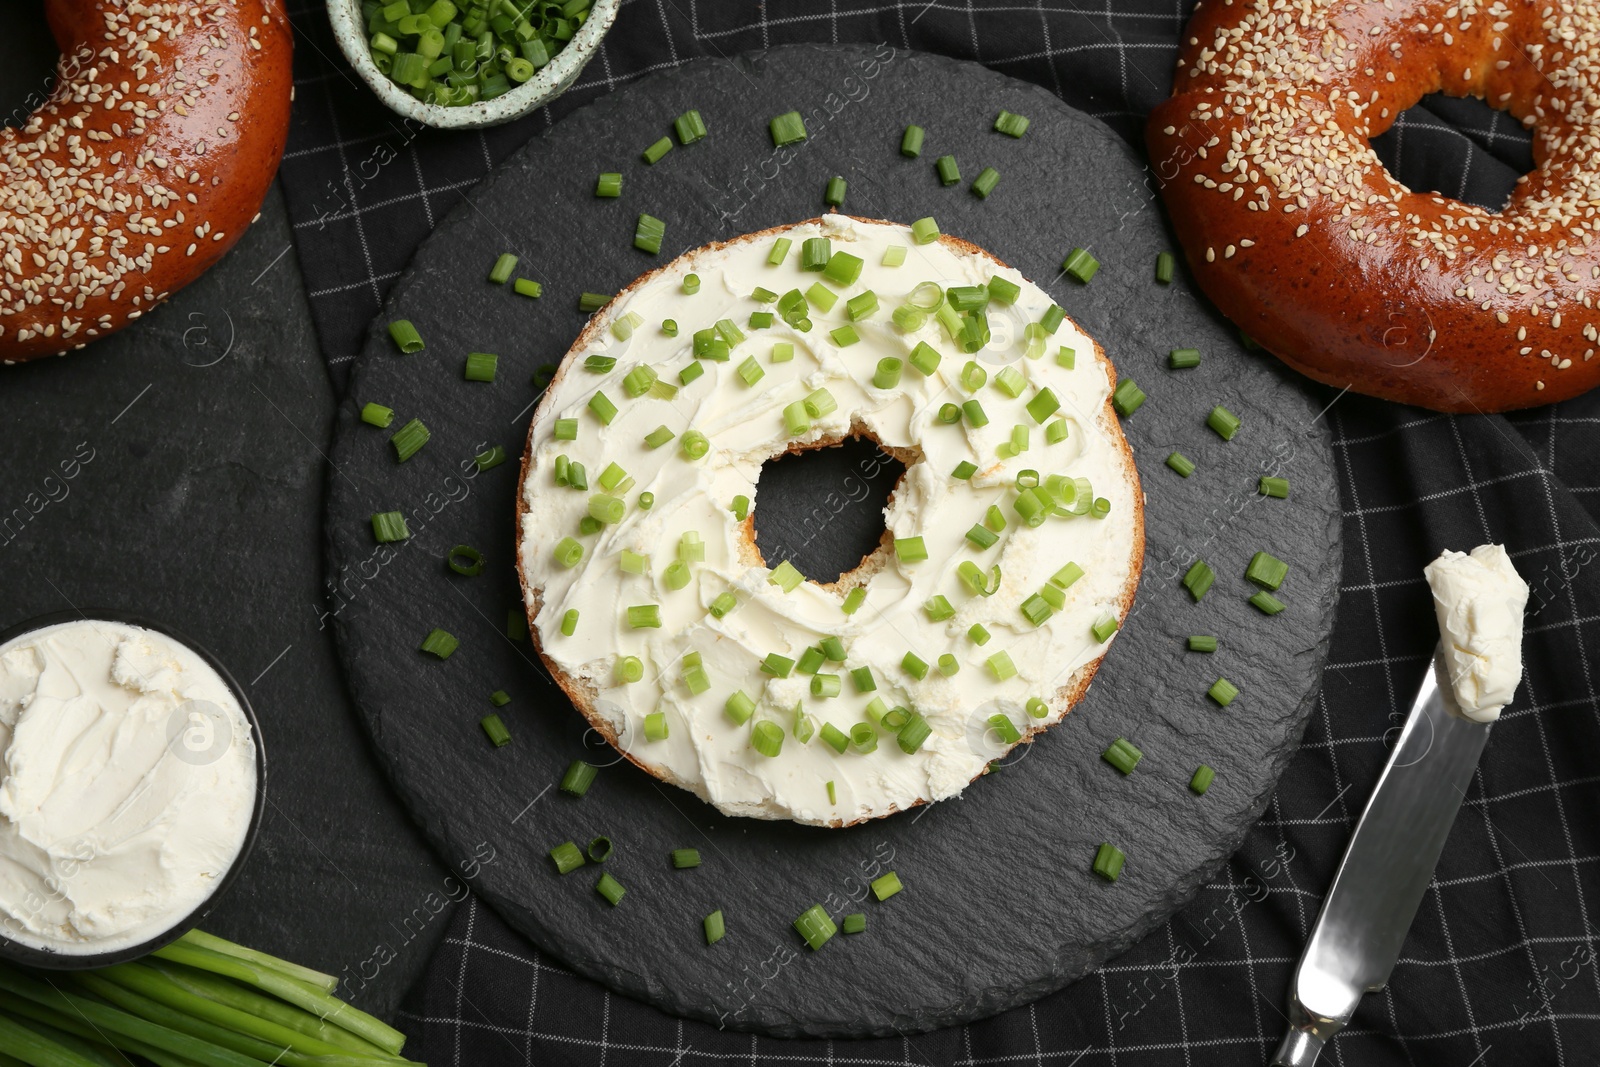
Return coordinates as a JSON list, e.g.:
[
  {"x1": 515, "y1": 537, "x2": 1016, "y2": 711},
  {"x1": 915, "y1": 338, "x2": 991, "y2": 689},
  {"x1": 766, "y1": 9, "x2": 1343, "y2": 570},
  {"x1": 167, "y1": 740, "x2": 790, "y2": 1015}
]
[{"x1": 0, "y1": 617, "x2": 260, "y2": 960}]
